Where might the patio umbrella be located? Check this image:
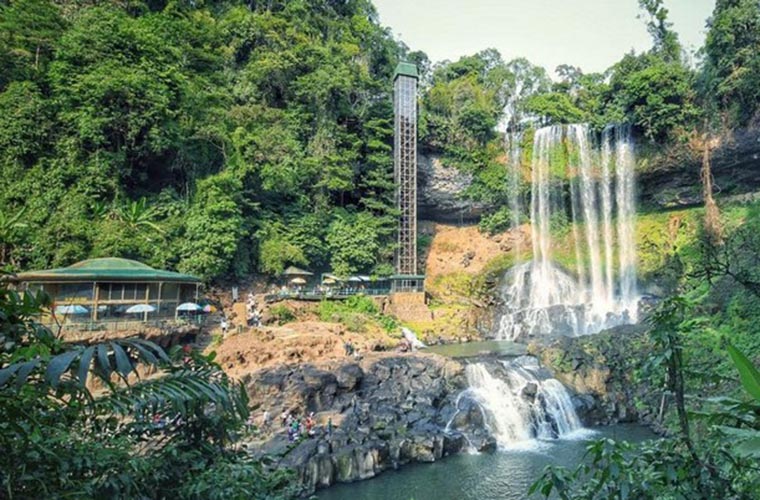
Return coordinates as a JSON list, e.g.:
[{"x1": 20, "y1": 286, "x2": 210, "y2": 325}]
[
  {"x1": 125, "y1": 304, "x2": 156, "y2": 314},
  {"x1": 282, "y1": 266, "x2": 313, "y2": 277},
  {"x1": 55, "y1": 304, "x2": 88, "y2": 315},
  {"x1": 290, "y1": 277, "x2": 307, "y2": 285},
  {"x1": 176, "y1": 302, "x2": 202, "y2": 312},
  {"x1": 322, "y1": 277, "x2": 337, "y2": 285},
  {"x1": 202, "y1": 304, "x2": 216, "y2": 313}
]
